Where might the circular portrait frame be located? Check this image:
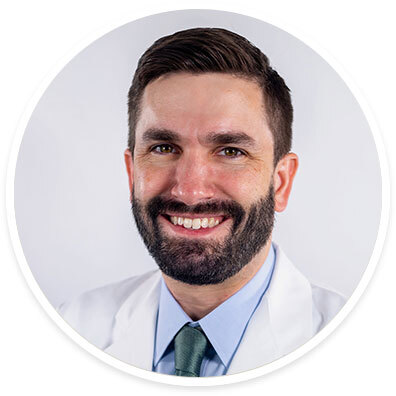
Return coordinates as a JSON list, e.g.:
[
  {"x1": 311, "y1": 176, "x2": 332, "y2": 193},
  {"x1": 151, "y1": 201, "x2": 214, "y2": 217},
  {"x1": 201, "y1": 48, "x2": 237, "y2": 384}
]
[{"x1": 6, "y1": 9, "x2": 389, "y2": 386}]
